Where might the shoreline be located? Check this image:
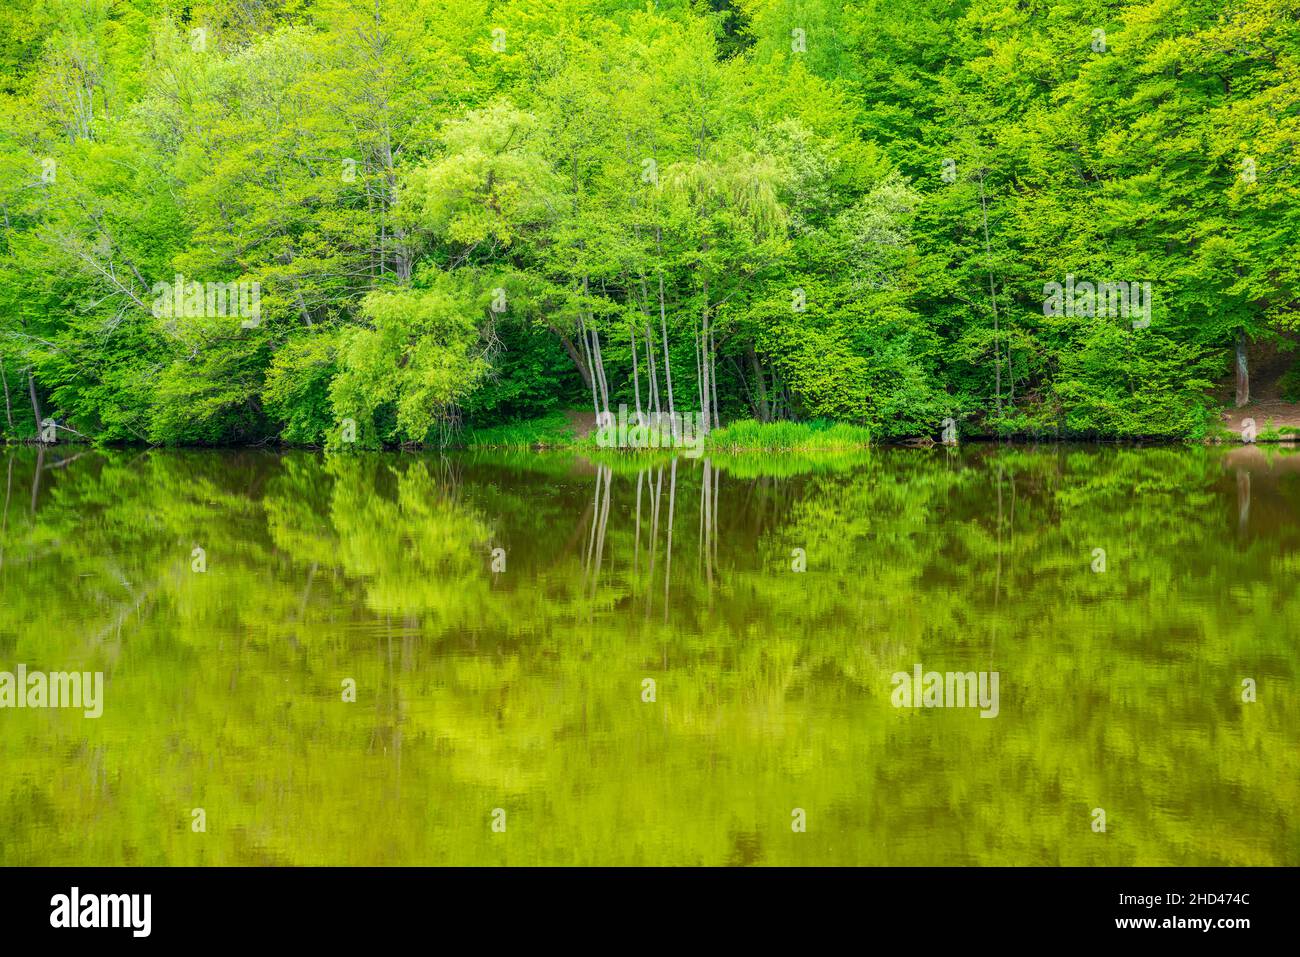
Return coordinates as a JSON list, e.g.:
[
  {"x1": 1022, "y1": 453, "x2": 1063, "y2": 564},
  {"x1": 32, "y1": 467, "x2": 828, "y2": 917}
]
[{"x1": 4, "y1": 434, "x2": 1298, "y2": 453}]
